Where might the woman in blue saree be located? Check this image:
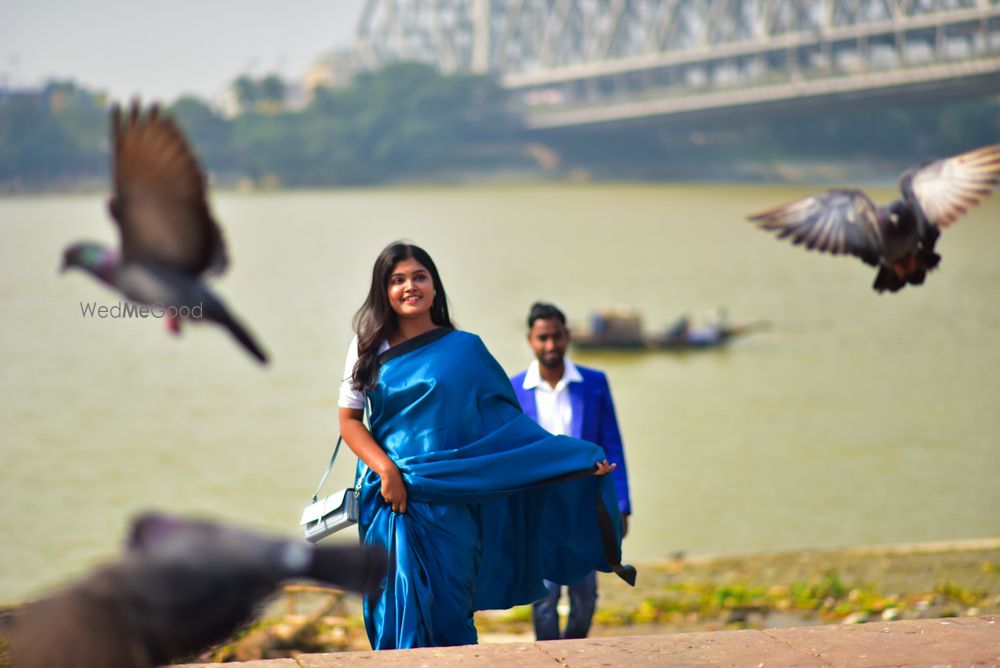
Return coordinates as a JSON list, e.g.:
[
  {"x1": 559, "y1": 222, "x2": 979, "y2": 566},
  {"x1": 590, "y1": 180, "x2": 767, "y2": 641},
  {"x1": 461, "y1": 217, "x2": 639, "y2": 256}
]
[{"x1": 338, "y1": 242, "x2": 634, "y2": 649}]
